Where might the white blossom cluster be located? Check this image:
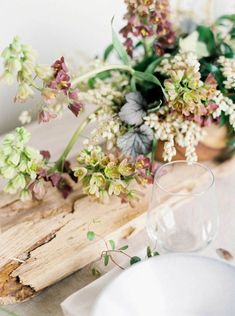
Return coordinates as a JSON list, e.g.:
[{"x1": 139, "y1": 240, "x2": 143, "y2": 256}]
[
  {"x1": 212, "y1": 90, "x2": 235, "y2": 129},
  {"x1": 144, "y1": 107, "x2": 205, "y2": 162},
  {"x1": 218, "y1": 56, "x2": 235, "y2": 90},
  {"x1": 85, "y1": 116, "x2": 124, "y2": 150},
  {"x1": 157, "y1": 52, "x2": 201, "y2": 80},
  {"x1": 79, "y1": 71, "x2": 130, "y2": 111}
]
